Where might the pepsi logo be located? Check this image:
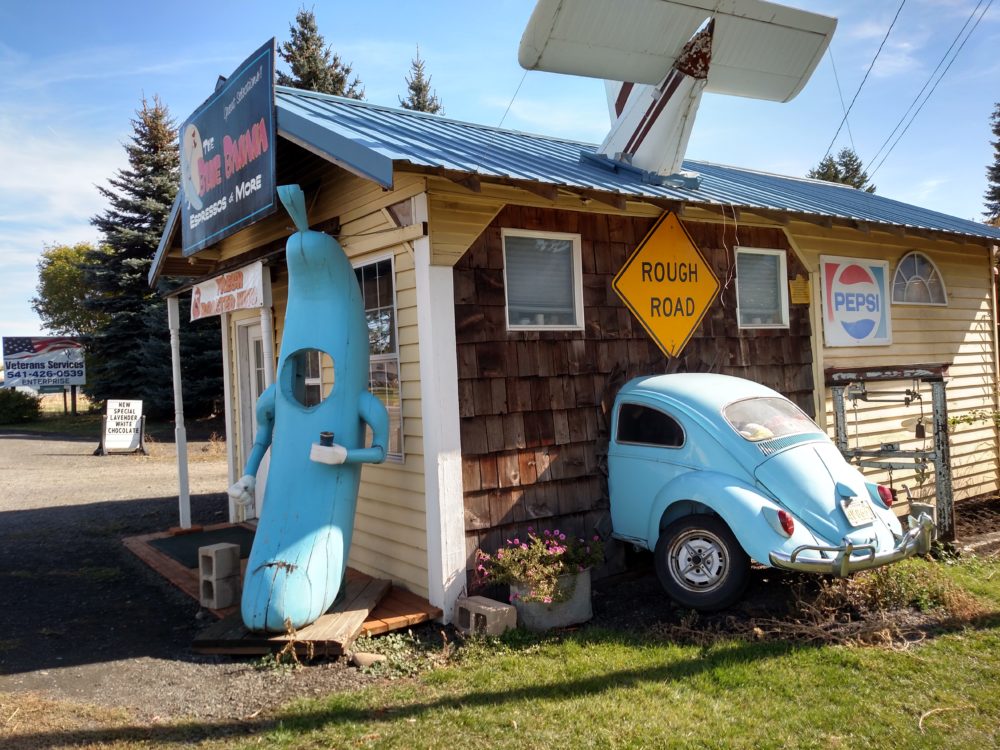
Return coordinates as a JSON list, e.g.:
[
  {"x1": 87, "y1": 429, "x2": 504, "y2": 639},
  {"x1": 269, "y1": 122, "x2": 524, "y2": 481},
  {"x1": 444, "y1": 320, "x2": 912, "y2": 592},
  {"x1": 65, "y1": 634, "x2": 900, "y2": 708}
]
[{"x1": 826, "y1": 263, "x2": 883, "y2": 341}]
